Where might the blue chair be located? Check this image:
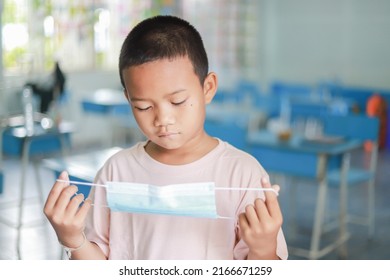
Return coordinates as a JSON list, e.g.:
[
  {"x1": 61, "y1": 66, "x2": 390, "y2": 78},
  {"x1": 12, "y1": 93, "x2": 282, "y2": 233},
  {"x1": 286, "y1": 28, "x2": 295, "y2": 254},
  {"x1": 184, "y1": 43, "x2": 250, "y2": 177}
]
[
  {"x1": 270, "y1": 80, "x2": 313, "y2": 99},
  {"x1": 212, "y1": 88, "x2": 233, "y2": 103},
  {"x1": 290, "y1": 99, "x2": 330, "y2": 123},
  {"x1": 253, "y1": 94, "x2": 281, "y2": 118},
  {"x1": 323, "y1": 114, "x2": 380, "y2": 238},
  {"x1": 205, "y1": 119, "x2": 248, "y2": 151},
  {"x1": 330, "y1": 86, "x2": 374, "y2": 113},
  {"x1": 234, "y1": 79, "x2": 262, "y2": 105}
]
